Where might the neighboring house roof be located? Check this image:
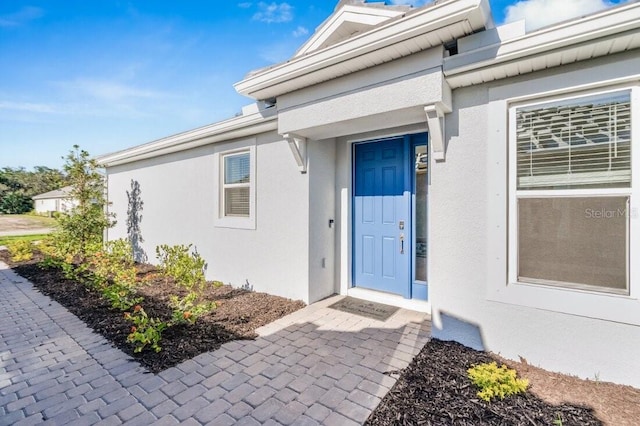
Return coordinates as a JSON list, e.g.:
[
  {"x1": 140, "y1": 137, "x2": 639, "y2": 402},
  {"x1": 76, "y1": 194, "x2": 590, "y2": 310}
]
[{"x1": 32, "y1": 186, "x2": 73, "y2": 200}]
